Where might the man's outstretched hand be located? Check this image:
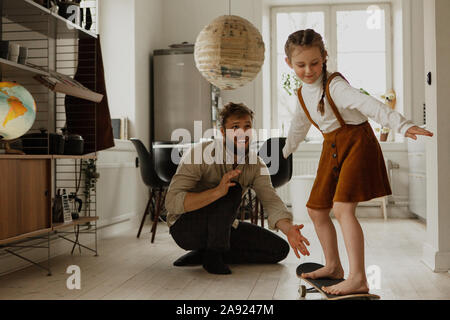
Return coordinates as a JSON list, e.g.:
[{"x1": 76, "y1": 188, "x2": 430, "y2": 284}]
[{"x1": 287, "y1": 224, "x2": 310, "y2": 259}]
